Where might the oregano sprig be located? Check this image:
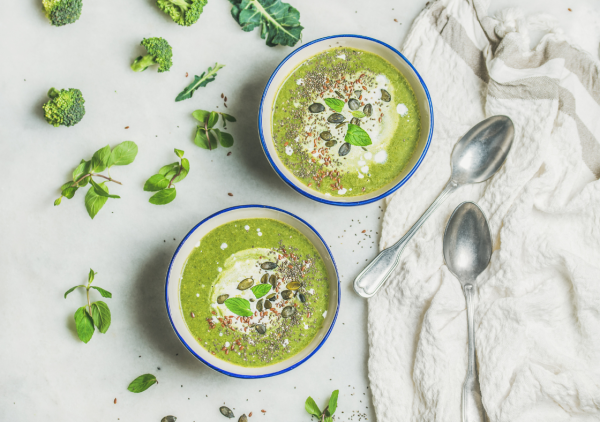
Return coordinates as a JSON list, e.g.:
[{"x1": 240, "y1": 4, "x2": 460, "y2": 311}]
[
  {"x1": 305, "y1": 390, "x2": 339, "y2": 422},
  {"x1": 64, "y1": 269, "x2": 112, "y2": 343},
  {"x1": 192, "y1": 110, "x2": 236, "y2": 151},
  {"x1": 143, "y1": 148, "x2": 190, "y2": 205},
  {"x1": 54, "y1": 141, "x2": 138, "y2": 219}
]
